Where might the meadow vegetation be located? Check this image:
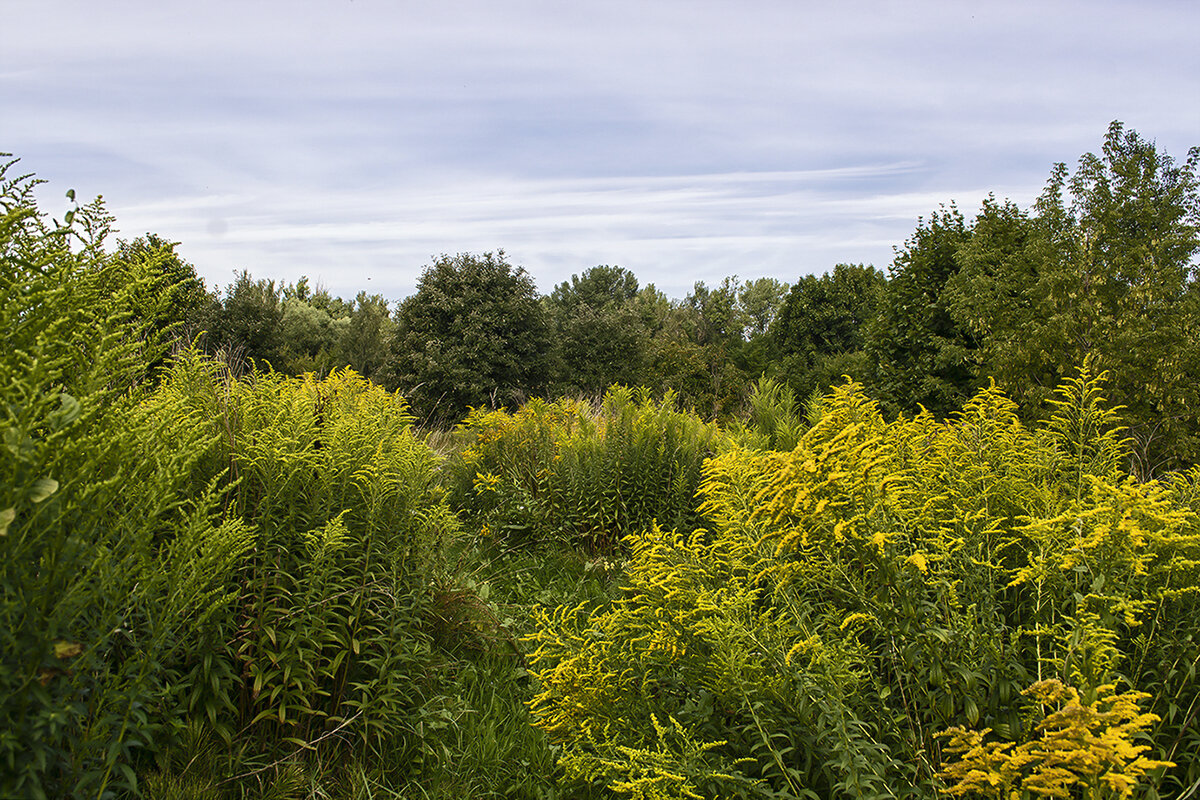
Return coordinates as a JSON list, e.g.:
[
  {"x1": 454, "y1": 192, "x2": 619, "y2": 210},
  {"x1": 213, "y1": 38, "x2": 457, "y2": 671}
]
[{"x1": 3, "y1": 123, "x2": 1200, "y2": 799}]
